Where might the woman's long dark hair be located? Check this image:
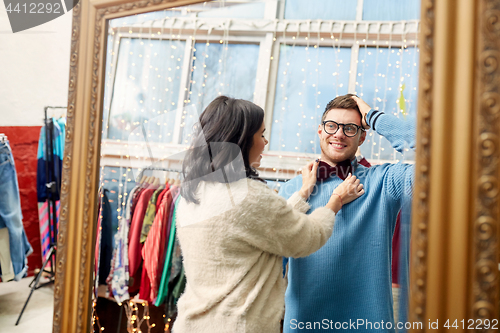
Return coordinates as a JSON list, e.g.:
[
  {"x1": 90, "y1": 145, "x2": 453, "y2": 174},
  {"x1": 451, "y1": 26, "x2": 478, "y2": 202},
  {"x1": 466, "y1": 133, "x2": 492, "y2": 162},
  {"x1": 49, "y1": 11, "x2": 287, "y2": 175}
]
[{"x1": 181, "y1": 96, "x2": 264, "y2": 204}]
